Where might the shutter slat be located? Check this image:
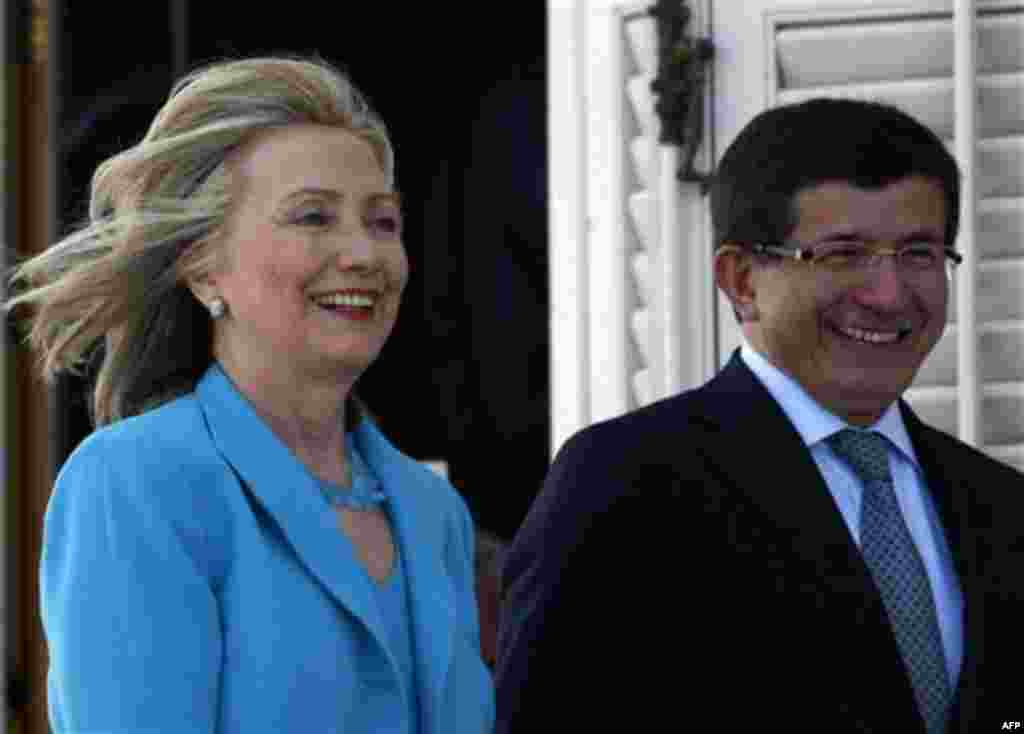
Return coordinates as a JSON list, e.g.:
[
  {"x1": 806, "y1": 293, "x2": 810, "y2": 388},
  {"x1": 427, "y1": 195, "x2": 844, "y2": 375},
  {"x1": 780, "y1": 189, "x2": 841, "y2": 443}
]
[
  {"x1": 625, "y1": 13, "x2": 657, "y2": 76},
  {"x1": 630, "y1": 136, "x2": 655, "y2": 191},
  {"x1": 776, "y1": 72, "x2": 1024, "y2": 139},
  {"x1": 628, "y1": 190, "x2": 655, "y2": 252},
  {"x1": 948, "y1": 259, "x2": 1024, "y2": 323},
  {"x1": 631, "y1": 308, "x2": 651, "y2": 364},
  {"x1": 632, "y1": 368, "x2": 653, "y2": 407},
  {"x1": 777, "y1": 12, "x2": 1024, "y2": 88},
  {"x1": 977, "y1": 137, "x2": 1024, "y2": 198},
  {"x1": 627, "y1": 73, "x2": 657, "y2": 136},
  {"x1": 905, "y1": 383, "x2": 1024, "y2": 445},
  {"x1": 978, "y1": 197, "x2": 1024, "y2": 257},
  {"x1": 631, "y1": 251, "x2": 651, "y2": 303},
  {"x1": 916, "y1": 321, "x2": 1024, "y2": 385}
]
